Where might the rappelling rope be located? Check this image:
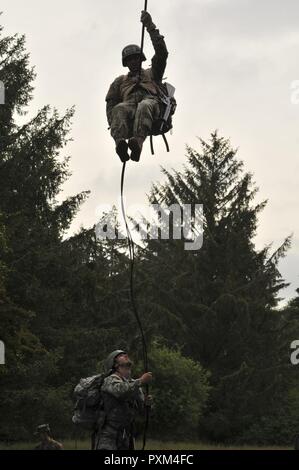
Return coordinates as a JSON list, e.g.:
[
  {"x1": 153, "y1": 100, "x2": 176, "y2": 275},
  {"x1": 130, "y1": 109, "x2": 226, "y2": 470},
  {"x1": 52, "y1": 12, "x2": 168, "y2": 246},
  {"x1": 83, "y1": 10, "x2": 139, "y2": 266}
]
[
  {"x1": 118, "y1": 0, "x2": 150, "y2": 450},
  {"x1": 139, "y1": 0, "x2": 171, "y2": 157},
  {"x1": 120, "y1": 162, "x2": 149, "y2": 451},
  {"x1": 139, "y1": 0, "x2": 148, "y2": 79},
  {"x1": 120, "y1": 162, "x2": 148, "y2": 372}
]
